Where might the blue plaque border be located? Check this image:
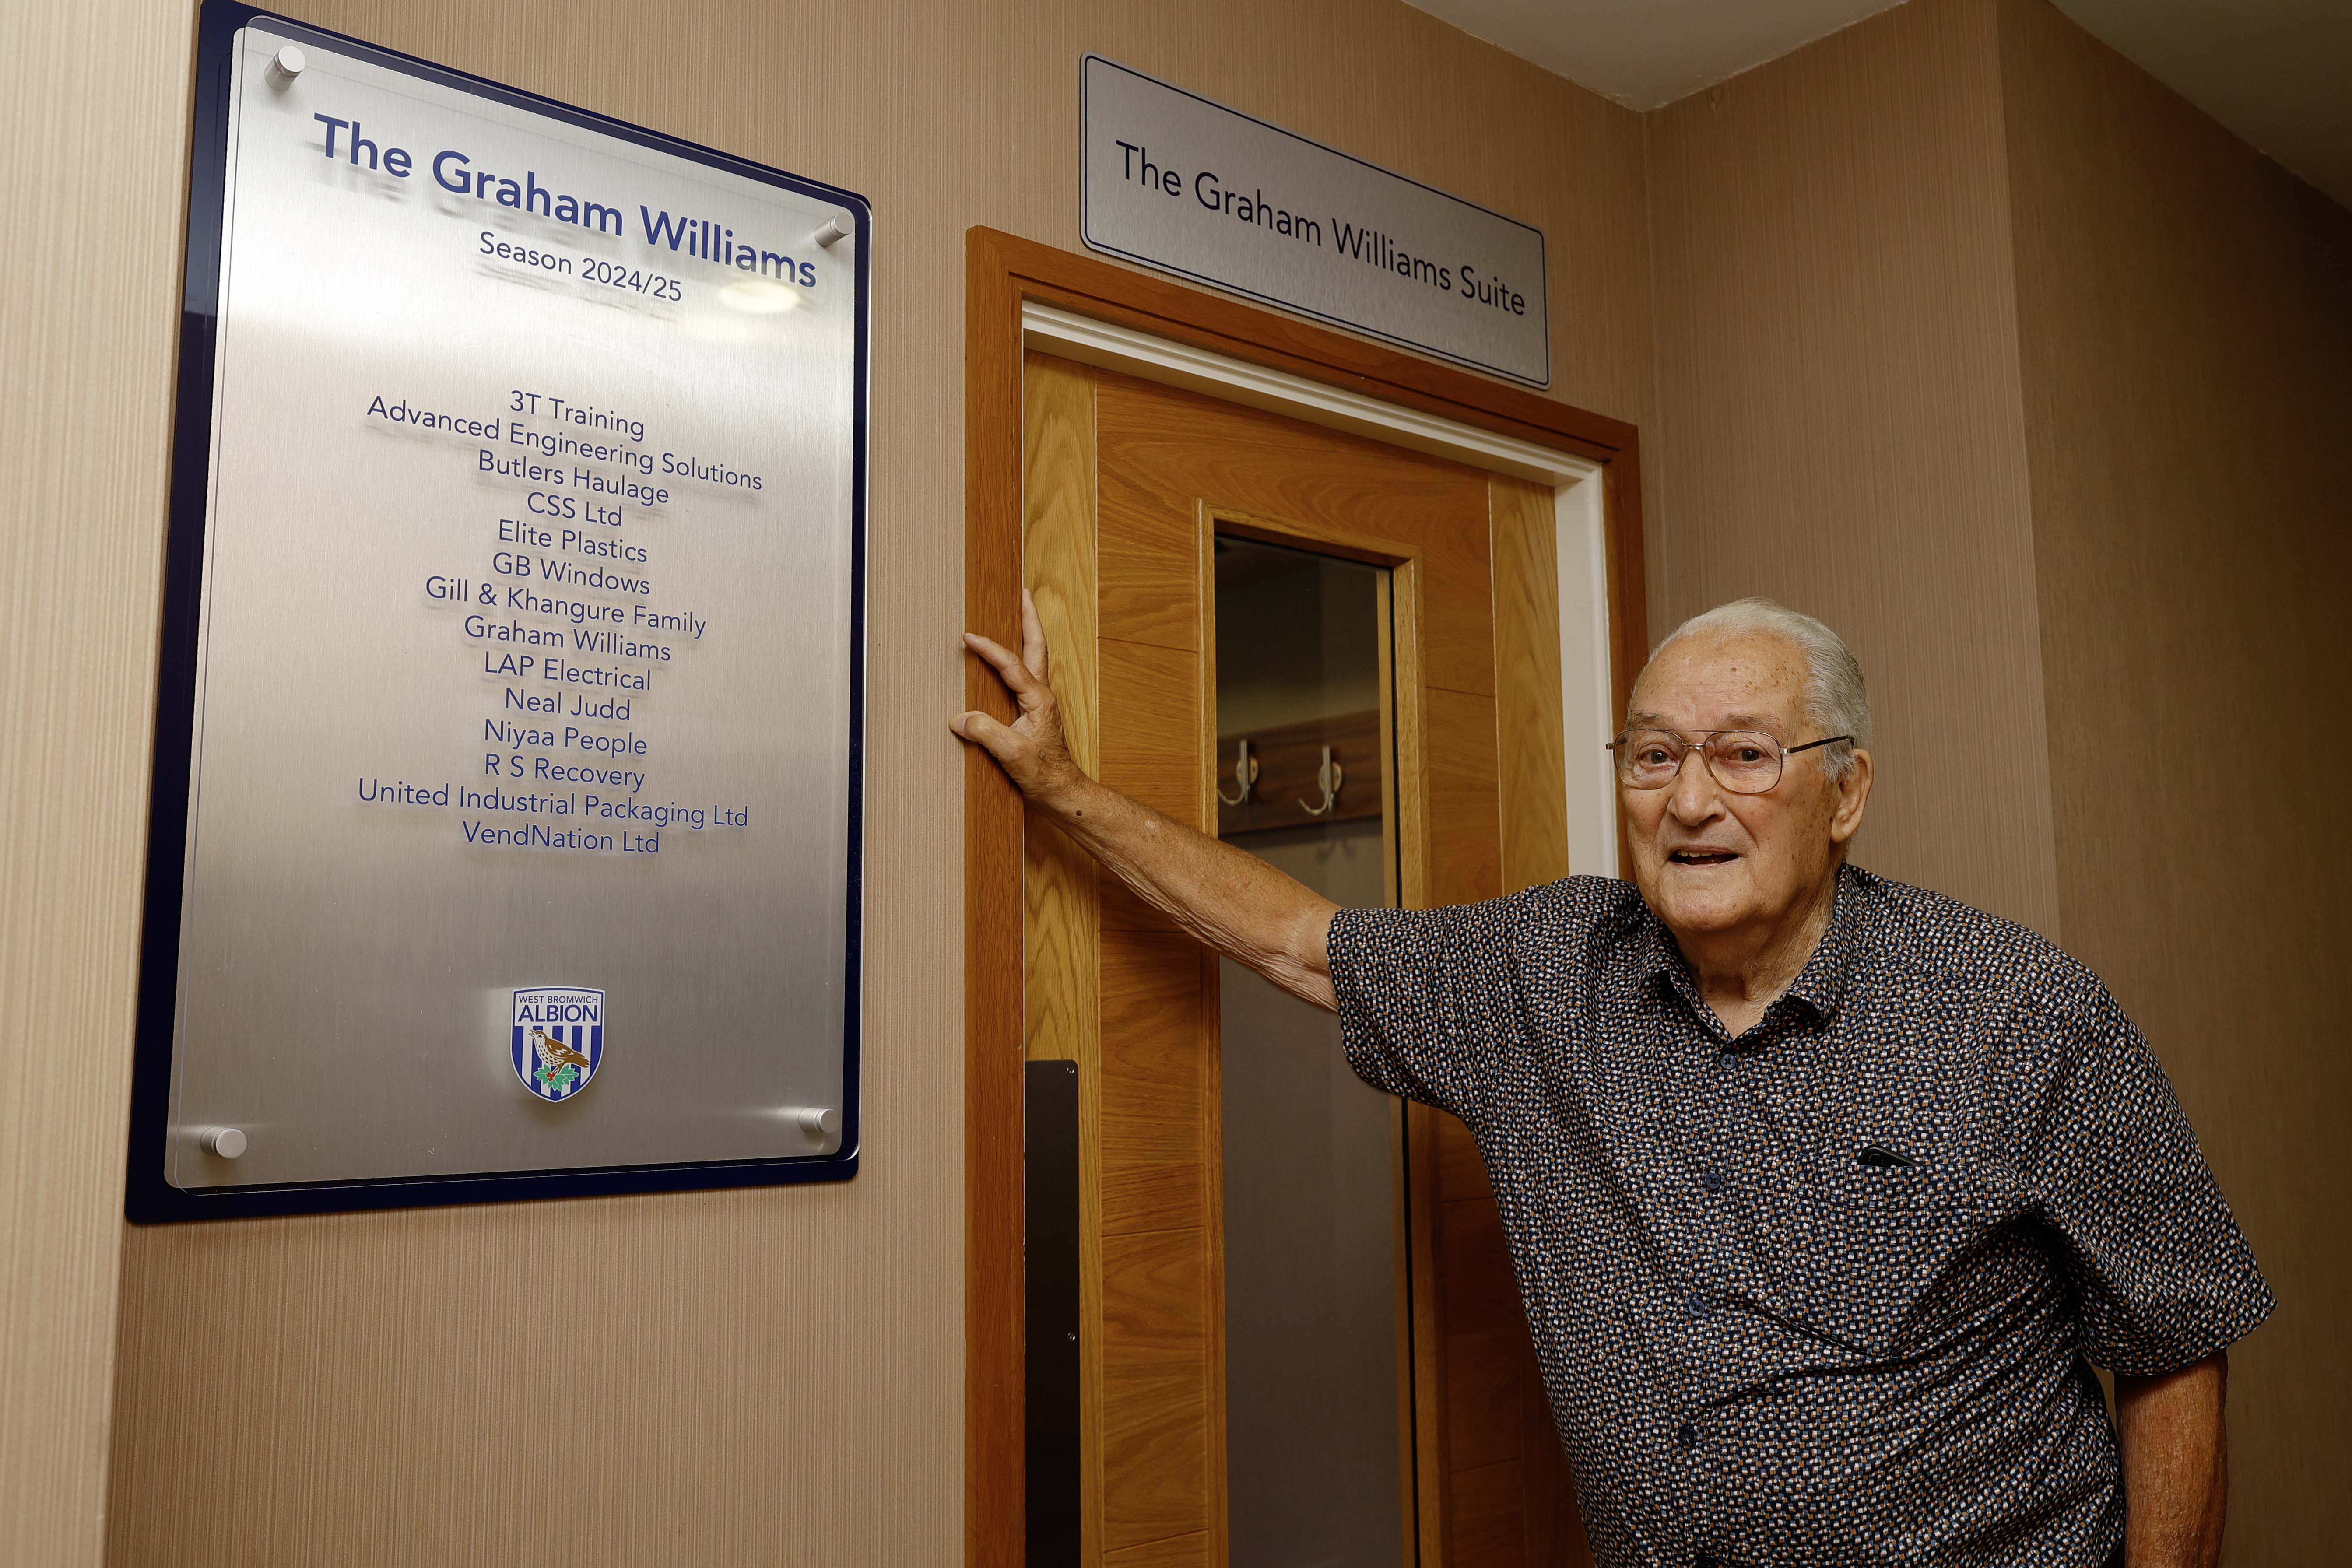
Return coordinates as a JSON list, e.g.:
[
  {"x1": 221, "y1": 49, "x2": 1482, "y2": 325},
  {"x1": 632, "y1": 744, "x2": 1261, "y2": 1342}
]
[{"x1": 126, "y1": 0, "x2": 871, "y2": 1222}]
